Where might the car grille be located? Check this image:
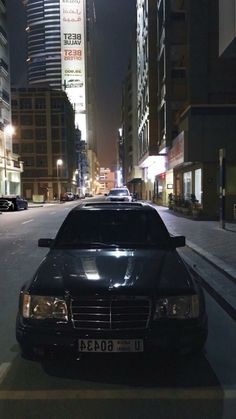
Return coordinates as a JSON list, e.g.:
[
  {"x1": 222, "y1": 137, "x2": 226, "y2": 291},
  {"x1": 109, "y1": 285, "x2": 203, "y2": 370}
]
[{"x1": 70, "y1": 296, "x2": 151, "y2": 330}]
